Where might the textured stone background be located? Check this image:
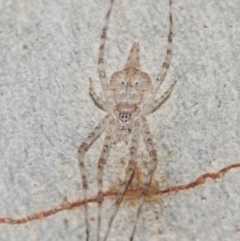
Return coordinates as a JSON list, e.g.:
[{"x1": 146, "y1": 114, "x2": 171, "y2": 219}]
[{"x1": 0, "y1": 0, "x2": 240, "y2": 240}]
